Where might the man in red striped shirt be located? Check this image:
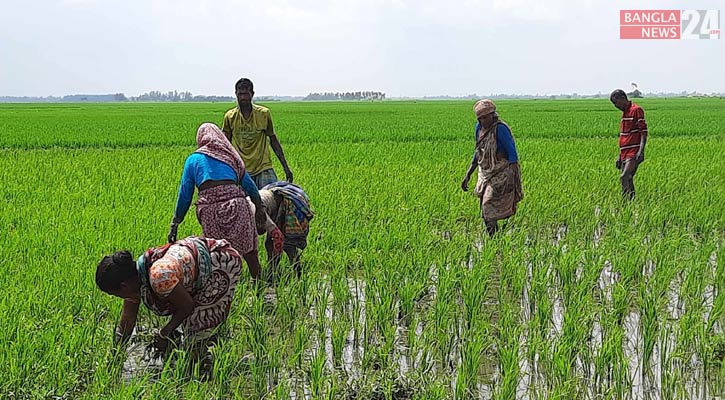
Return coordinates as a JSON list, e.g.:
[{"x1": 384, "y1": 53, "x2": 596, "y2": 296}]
[{"x1": 611, "y1": 89, "x2": 648, "y2": 200}]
